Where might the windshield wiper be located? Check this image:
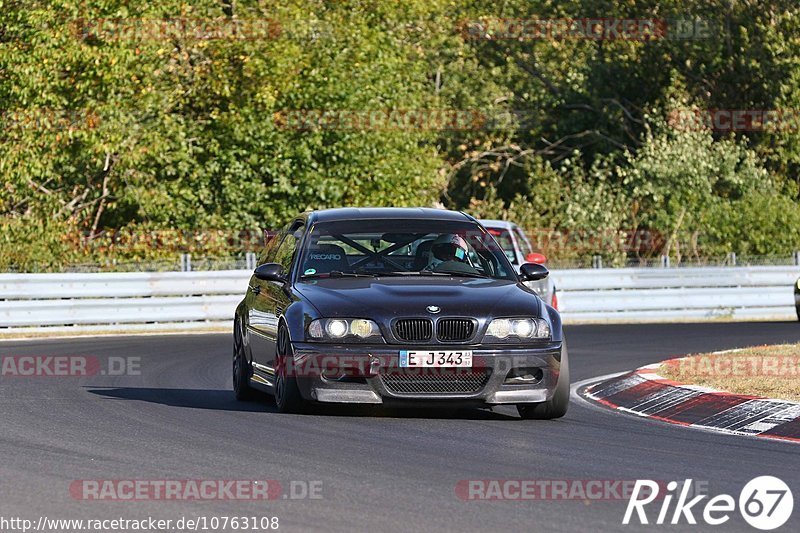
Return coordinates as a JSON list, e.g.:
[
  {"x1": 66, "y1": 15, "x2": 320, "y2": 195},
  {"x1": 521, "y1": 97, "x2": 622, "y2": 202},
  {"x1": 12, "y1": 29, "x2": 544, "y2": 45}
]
[
  {"x1": 301, "y1": 270, "x2": 378, "y2": 279},
  {"x1": 390, "y1": 270, "x2": 492, "y2": 279},
  {"x1": 369, "y1": 271, "x2": 458, "y2": 277},
  {"x1": 375, "y1": 271, "x2": 432, "y2": 276},
  {"x1": 432, "y1": 271, "x2": 491, "y2": 279},
  {"x1": 302, "y1": 270, "x2": 491, "y2": 279}
]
